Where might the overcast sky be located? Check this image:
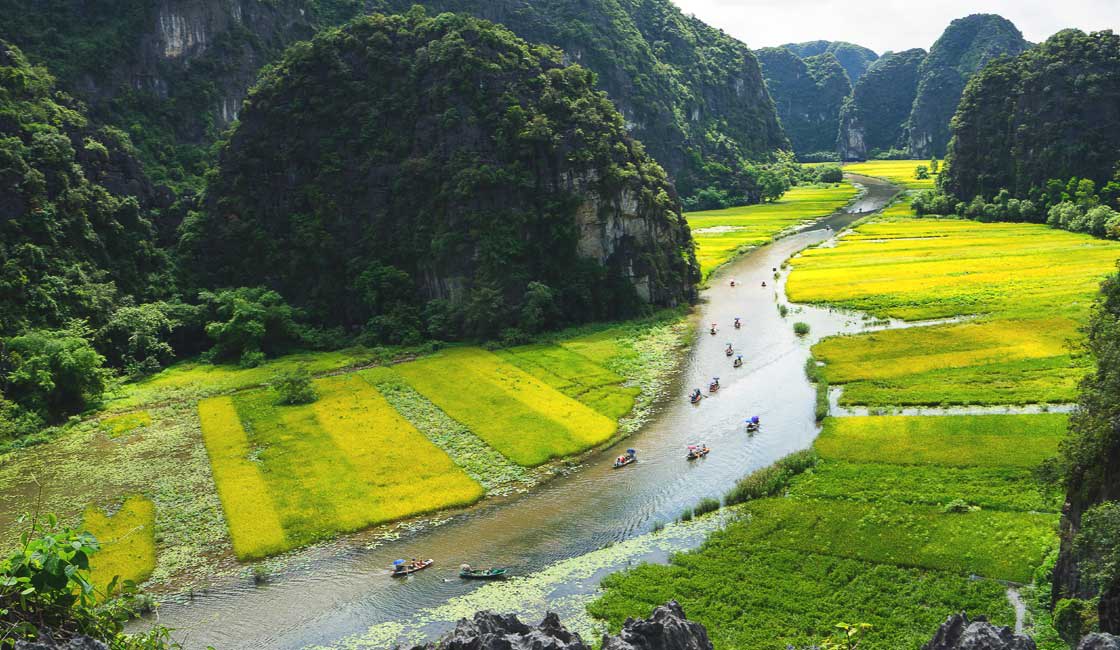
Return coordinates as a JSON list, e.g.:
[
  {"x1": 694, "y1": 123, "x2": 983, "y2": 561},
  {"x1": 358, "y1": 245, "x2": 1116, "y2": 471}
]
[{"x1": 671, "y1": 0, "x2": 1120, "y2": 54}]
